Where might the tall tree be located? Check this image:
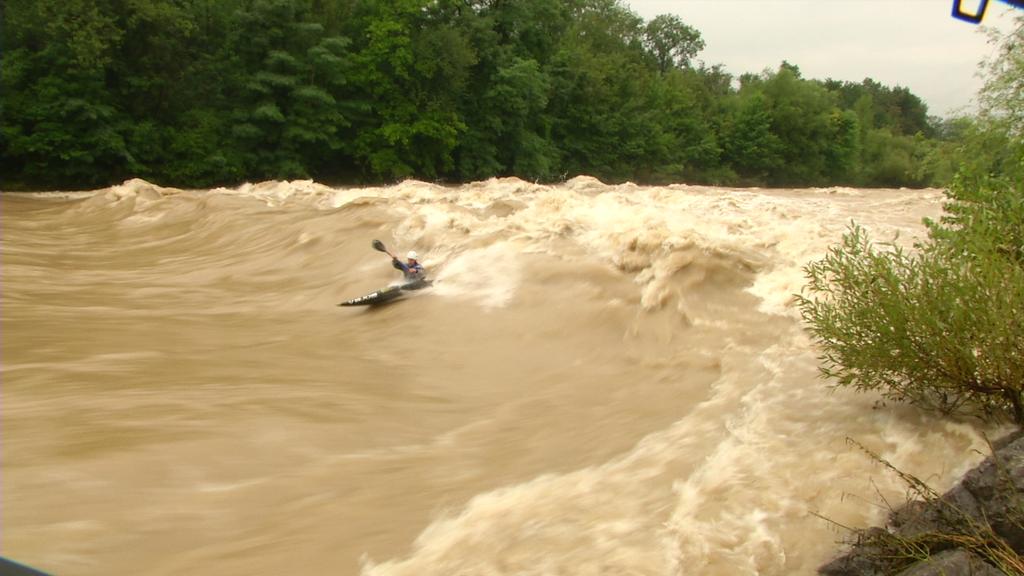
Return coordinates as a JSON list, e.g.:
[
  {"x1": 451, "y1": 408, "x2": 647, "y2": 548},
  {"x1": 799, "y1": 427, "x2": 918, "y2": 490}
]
[
  {"x1": 1, "y1": 0, "x2": 133, "y2": 188},
  {"x1": 546, "y1": 0, "x2": 666, "y2": 182},
  {"x1": 228, "y1": 0, "x2": 353, "y2": 180},
  {"x1": 113, "y1": 0, "x2": 249, "y2": 186},
  {"x1": 721, "y1": 91, "x2": 783, "y2": 183},
  {"x1": 450, "y1": 0, "x2": 570, "y2": 180},
  {"x1": 643, "y1": 14, "x2": 704, "y2": 74},
  {"x1": 758, "y1": 64, "x2": 839, "y2": 185},
  {"x1": 482, "y1": 57, "x2": 557, "y2": 178},
  {"x1": 345, "y1": 0, "x2": 476, "y2": 180}
]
